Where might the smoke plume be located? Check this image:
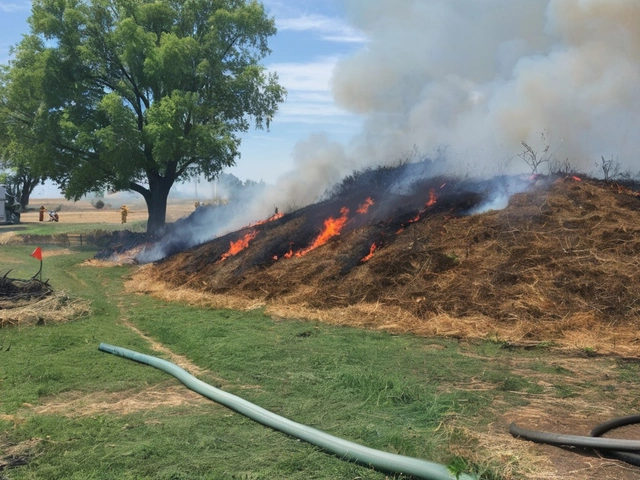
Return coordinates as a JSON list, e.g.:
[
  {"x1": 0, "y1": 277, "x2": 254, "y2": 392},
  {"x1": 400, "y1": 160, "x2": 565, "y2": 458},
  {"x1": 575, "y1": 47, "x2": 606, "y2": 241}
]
[
  {"x1": 332, "y1": 0, "x2": 640, "y2": 176},
  {"x1": 138, "y1": 0, "x2": 640, "y2": 262}
]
